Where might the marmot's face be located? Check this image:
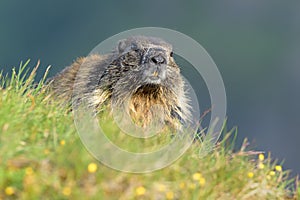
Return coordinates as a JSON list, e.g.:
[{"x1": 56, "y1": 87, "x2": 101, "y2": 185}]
[{"x1": 116, "y1": 36, "x2": 181, "y2": 94}]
